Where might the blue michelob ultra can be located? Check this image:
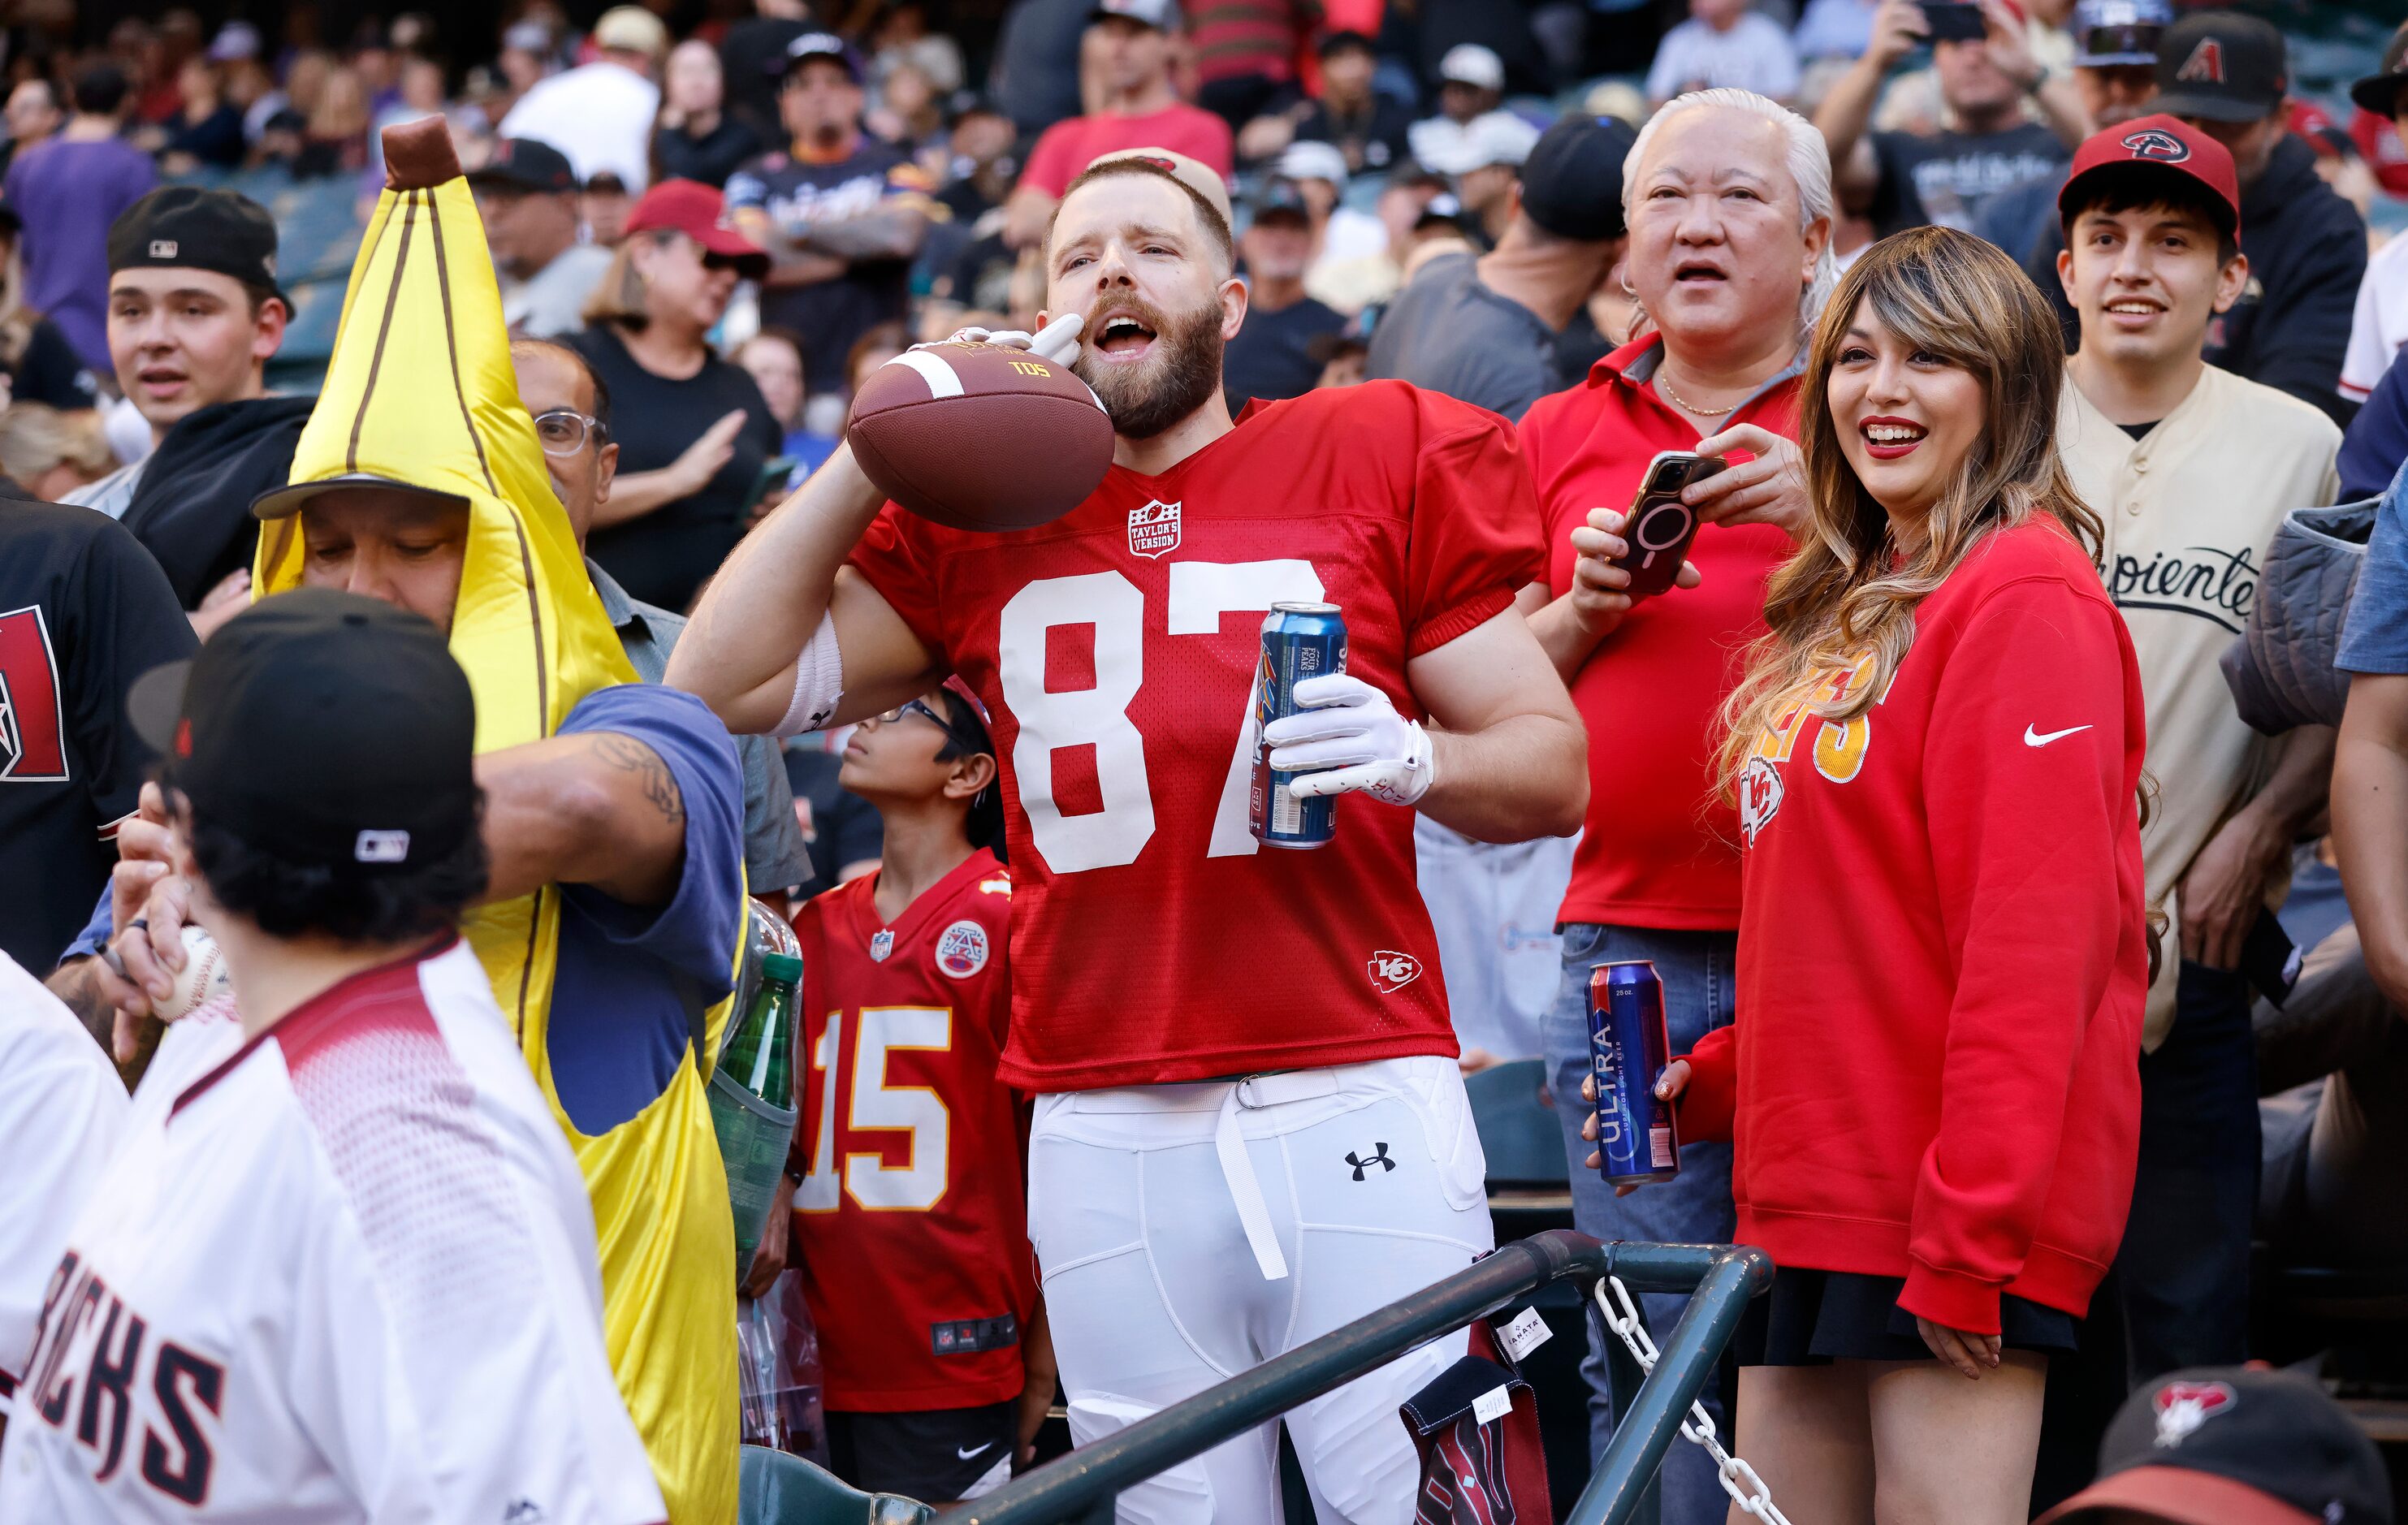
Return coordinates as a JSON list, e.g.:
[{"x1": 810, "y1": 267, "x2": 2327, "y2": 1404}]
[
  {"x1": 1249, "y1": 601, "x2": 1347, "y2": 849},
  {"x1": 1588, "y1": 961, "x2": 1680, "y2": 1186}
]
